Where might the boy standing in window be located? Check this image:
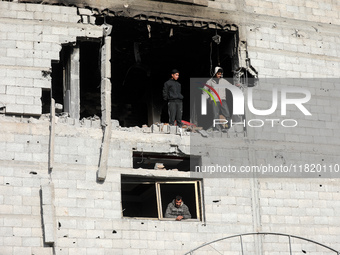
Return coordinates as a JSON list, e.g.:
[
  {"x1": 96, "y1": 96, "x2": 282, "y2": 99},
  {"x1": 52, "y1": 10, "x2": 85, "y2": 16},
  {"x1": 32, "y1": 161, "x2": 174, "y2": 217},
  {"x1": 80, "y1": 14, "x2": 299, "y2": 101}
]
[{"x1": 163, "y1": 69, "x2": 184, "y2": 128}]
